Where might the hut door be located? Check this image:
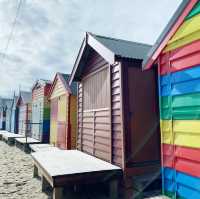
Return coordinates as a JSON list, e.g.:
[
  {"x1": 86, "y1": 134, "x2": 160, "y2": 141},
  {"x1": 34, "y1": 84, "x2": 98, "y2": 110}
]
[
  {"x1": 18, "y1": 105, "x2": 26, "y2": 136},
  {"x1": 50, "y1": 99, "x2": 58, "y2": 145},
  {"x1": 127, "y1": 67, "x2": 160, "y2": 164},
  {"x1": 57, "y1": 95, "x2": 67, "y2": 149},
  {"x1": 32, "y1": 101, "x2": 41, "y2": 140}
]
